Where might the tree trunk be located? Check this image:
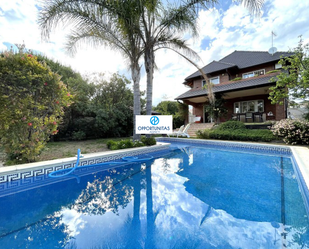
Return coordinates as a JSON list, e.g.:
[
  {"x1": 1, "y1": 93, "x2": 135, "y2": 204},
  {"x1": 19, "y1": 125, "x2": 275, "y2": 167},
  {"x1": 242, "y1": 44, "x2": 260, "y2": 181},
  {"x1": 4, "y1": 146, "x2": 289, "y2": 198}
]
[
  {"x1": 145, "y1": 47, "x2": 154, "y2": 138},
  {"x1": 145, "y1": 47, "x2": 154, "y2": 116},
  {"x1": 131, "y1": 63, "x2": 141, "y2": 141}
]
